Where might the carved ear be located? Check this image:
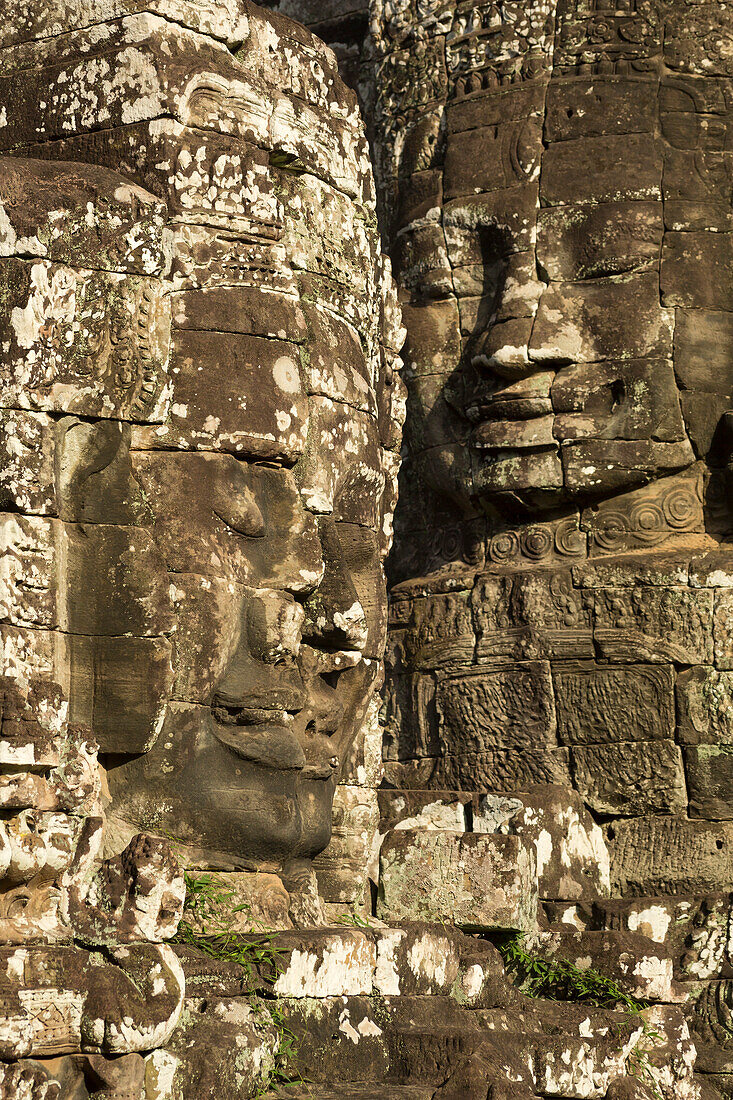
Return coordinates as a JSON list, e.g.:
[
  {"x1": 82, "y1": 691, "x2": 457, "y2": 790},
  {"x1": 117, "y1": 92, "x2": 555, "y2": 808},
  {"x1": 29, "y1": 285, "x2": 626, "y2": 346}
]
[{"x1": 55, "y1": 417, "x2": 143, "y2": 524}]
